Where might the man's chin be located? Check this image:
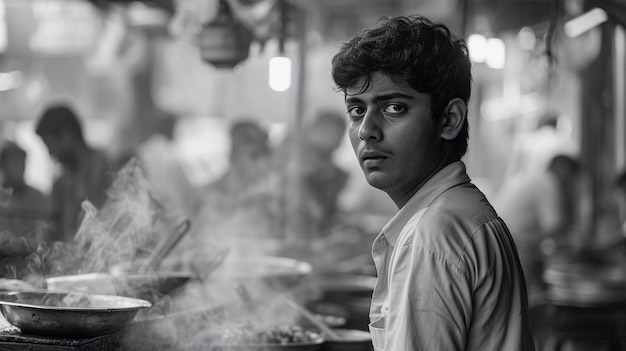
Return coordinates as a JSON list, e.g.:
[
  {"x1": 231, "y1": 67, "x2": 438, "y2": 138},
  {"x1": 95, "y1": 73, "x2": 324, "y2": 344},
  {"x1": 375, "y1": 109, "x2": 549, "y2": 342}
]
[{"x1": 364, "y1": 173, "x2": 390, "y2": 191}]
